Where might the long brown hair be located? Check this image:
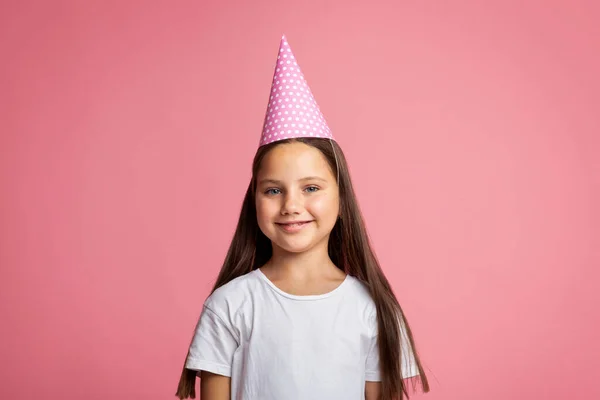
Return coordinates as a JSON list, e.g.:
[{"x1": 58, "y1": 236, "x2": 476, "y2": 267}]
[{"x1": 176, "y1": 138, "x2": 430, "y2": 399}]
